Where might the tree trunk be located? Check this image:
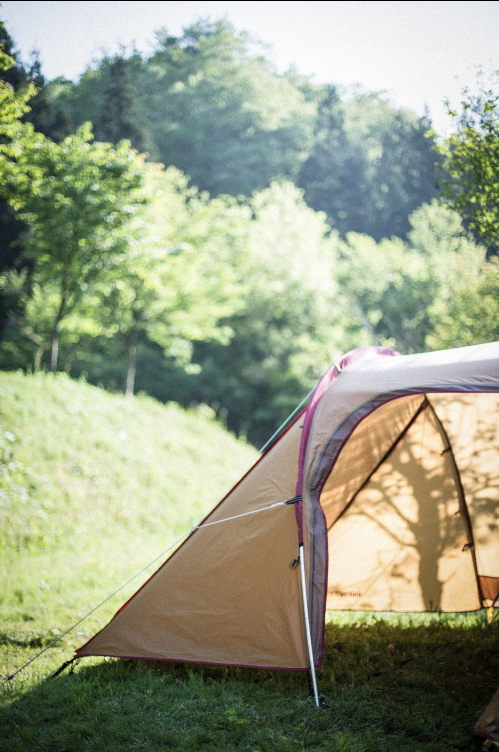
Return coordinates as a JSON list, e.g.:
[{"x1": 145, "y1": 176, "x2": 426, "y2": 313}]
[
  {"x1": 50, "y1": 321, "x2": 60, "y2": 372},
  {"x1": 50, "y1": 289, "x2": 68, "y2": 372},
  {"x1": 124, "y1": 330, "x2": 137, "y2": 398}
]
